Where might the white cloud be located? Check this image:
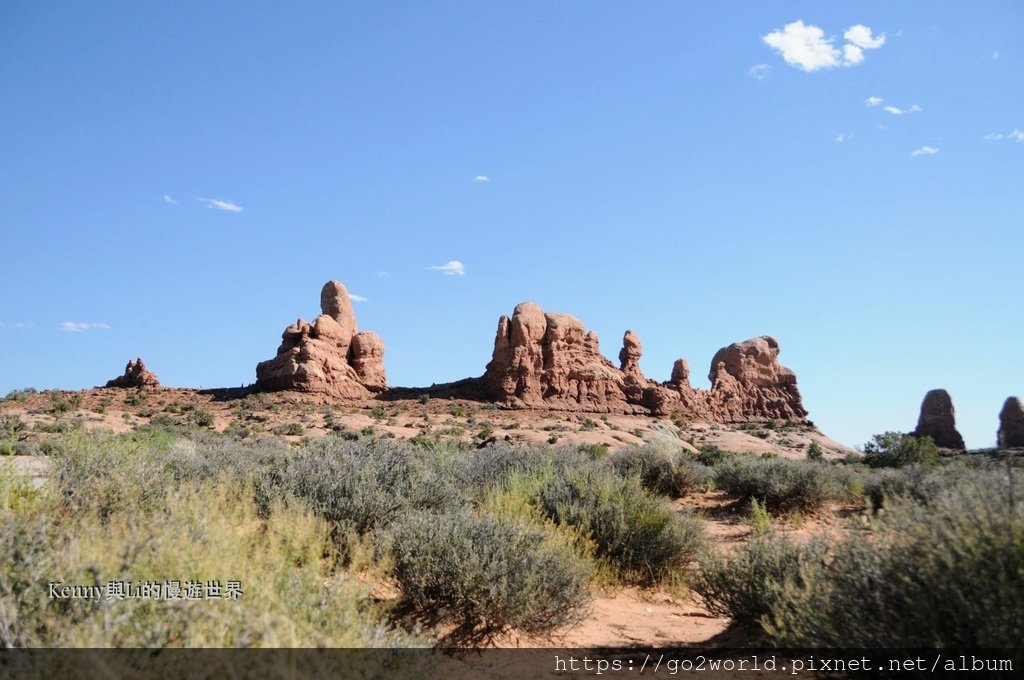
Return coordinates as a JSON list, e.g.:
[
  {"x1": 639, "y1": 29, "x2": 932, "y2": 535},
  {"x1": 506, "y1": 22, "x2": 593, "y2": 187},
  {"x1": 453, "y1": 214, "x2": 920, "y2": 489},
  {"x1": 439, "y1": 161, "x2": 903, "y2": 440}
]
[
  {"x1": 1012, "y1": 130, "x2": 1024, "y2": 142},
  {"x1": 844, "y1": 24, "x2": 886, "y2": 50},
  {"x1": 375, "y1": 271, "x2": 390, "y2": 278},
  {"x1": 474, "y1": 175, "x2": 490, "y2": 183},
  {"x1": 349, "y1": 294, "x2": 368, "y2": 302},
  {"x1": 763, "y1": 20, "x2": 841, "y2": 71},
  {"x1": 843, "y1": 44, "x2": 864, "y2": 66},
  {"x1": 835, "y1": 133, "x2": 851, "y2": 143},
  {"x1": 748, "y1": 63, "x2": 771, "y2": 80},
  {"x1": 14, "y1": 322, "x2": 32, "y2": 329},
  {"x1": 983, "y1": 133, "x2": 1004, "y2": 141},
  {"x1": 197, "y1": 197, "x2": 244, "y2": 212},
  {"x1": 883, "y1": 104, "x2": 922, "y2": 115},
  {"x1": 911, "y1": 146, "x2": 939, "y2": 157},
  {"x1": 993, "y1": 51, "x2": 999, "y2": 59},
  {"x1": 762, "y1": 21, "x2": 884, "y2": 71},
  {"x1": 59, "y1": 322, "x2": 111, "y2": 333},
  {"x1": 163, "y1": 195, "x2": 177, "y2": 205},
  {"x1": 865, "y1": 96, "x2": 883, "y2": 106},
  {"x1": 427, "y1": 260, "x2": 466, "y2": 276}
]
